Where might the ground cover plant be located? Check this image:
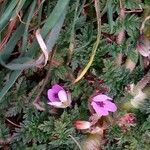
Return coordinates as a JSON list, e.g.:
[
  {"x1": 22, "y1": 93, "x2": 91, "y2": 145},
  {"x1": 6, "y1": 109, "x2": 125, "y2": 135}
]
[{"x1": 0, "y1": 0, "x2": 150, "y2": 149}]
